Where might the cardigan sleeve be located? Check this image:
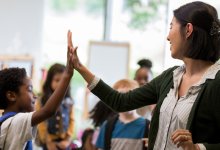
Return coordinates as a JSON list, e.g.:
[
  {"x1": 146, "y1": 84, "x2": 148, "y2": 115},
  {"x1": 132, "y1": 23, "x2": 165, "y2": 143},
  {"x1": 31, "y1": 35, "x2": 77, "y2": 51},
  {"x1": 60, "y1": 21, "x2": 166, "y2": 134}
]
[
  {"x1": 203, "y1": 77, "x2": 220, "y2": 150},
  {"x1": 91, "y1": 67, "x2": 175, "y2": 112},
  {"x1": 203, "y1": 143, "x2": 220, "y2": 150}
]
